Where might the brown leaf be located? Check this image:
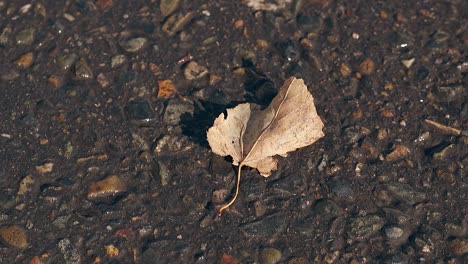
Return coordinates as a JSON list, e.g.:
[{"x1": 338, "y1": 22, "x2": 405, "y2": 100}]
[{"x1": 207, "y1": 77, "x2": 324, "y2": 177}]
